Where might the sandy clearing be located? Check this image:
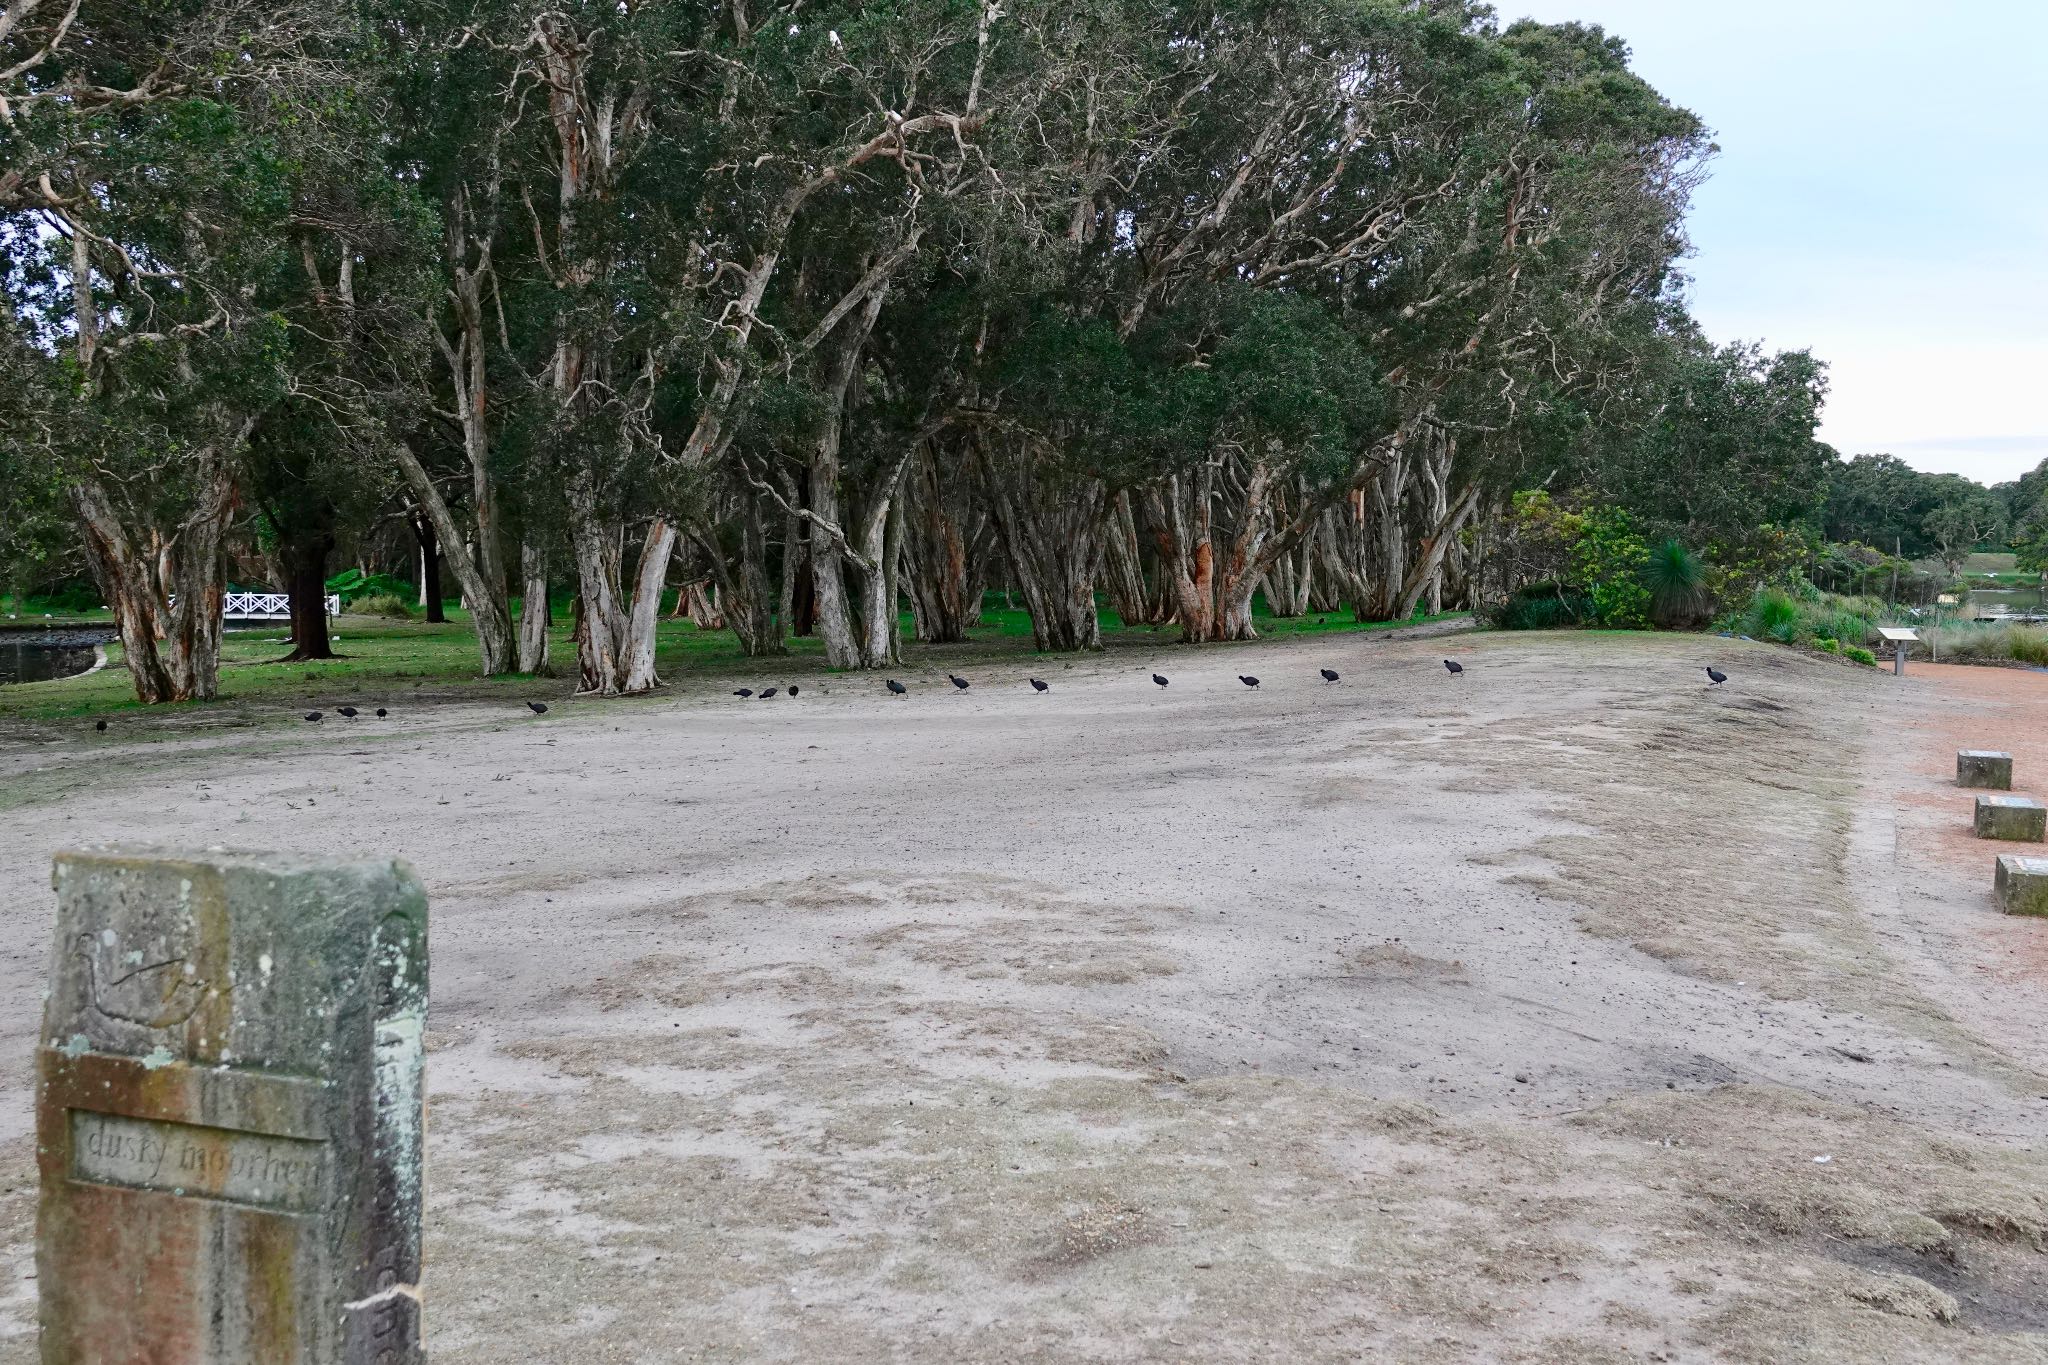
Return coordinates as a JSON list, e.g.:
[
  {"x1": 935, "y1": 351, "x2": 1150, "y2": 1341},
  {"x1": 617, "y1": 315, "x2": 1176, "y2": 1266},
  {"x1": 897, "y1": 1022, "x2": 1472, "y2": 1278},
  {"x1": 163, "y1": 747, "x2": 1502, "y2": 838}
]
[{"x1": 0, "y1": 631, "x2": 2044, "y2": 1361}]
